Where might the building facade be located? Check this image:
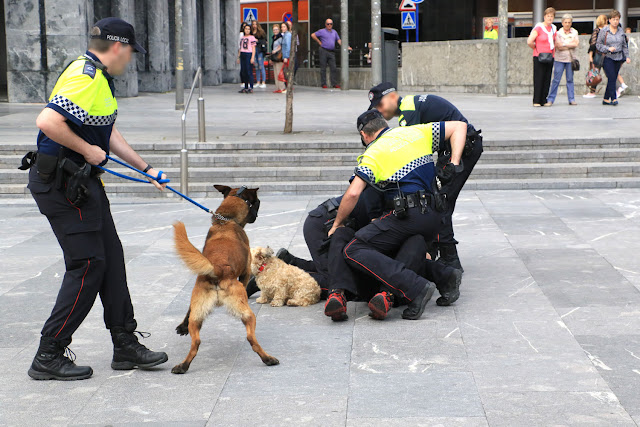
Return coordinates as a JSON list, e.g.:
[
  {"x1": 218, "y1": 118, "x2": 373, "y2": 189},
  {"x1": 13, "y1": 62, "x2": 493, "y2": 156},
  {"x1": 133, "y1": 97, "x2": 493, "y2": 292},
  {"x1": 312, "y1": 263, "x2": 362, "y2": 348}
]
[{"x1": 0, "y1": 0, "x2": 240, "y2": 103}]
